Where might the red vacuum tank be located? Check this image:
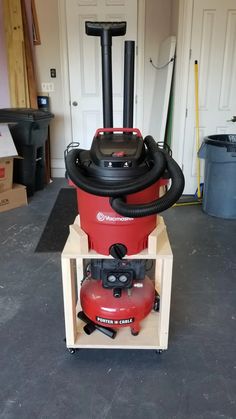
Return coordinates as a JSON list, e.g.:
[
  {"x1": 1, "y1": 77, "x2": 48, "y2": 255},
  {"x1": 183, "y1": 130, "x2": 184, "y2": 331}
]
[
  {"x1": 66, "y1": 127, "x2": 183, "y2": 257},
  {"x1": 77, "y1": 183, "x2": 158, "y2": 255}
]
